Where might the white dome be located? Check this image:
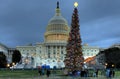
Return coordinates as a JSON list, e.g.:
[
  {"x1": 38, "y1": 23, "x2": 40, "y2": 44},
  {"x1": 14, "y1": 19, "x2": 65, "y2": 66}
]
[
  {"x1": 48, "y1": 15, "x2": 67, "y2": 24},
  {"x1": 44, "y1": 3, "x2": 69, "y2": 43},
  {"x1": 46, "y1": 7, "x2": 69, "y2": 33}
]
